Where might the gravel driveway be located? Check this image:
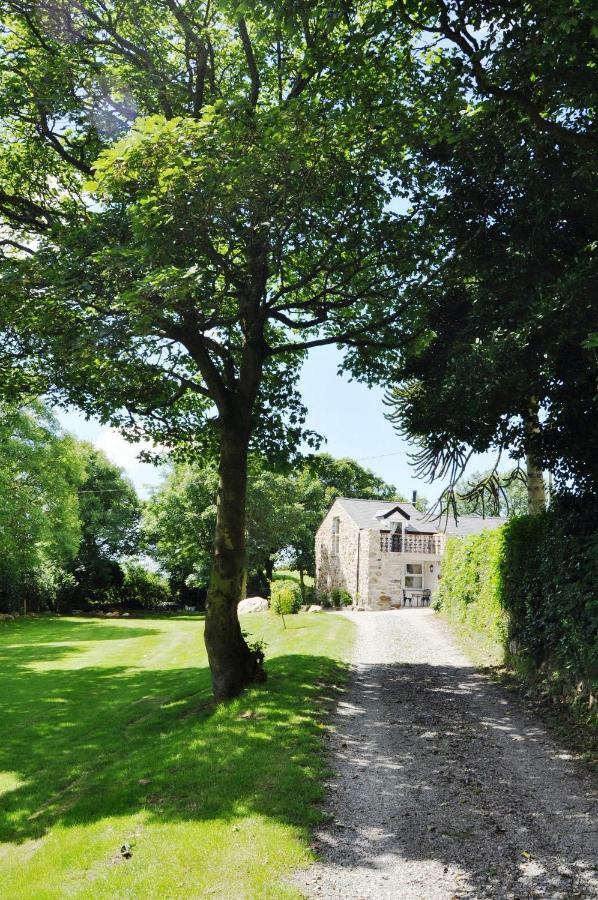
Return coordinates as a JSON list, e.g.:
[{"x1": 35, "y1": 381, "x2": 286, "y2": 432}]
[{"x1": 293, "y1": 609, "x2": 597, "y2": 899}]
